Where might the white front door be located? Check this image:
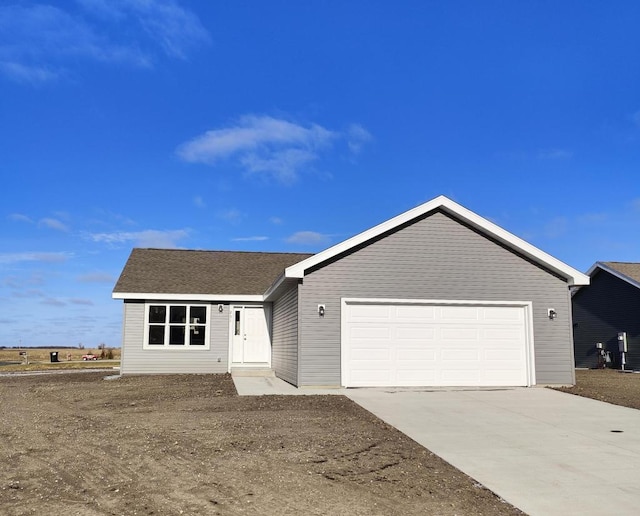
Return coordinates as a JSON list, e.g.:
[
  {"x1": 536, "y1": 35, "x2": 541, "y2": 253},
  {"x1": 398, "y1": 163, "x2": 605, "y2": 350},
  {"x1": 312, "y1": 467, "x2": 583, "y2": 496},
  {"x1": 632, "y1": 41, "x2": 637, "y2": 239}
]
[{"x1": 231, "y1": 306, "x2": 271, "y2": 365}]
